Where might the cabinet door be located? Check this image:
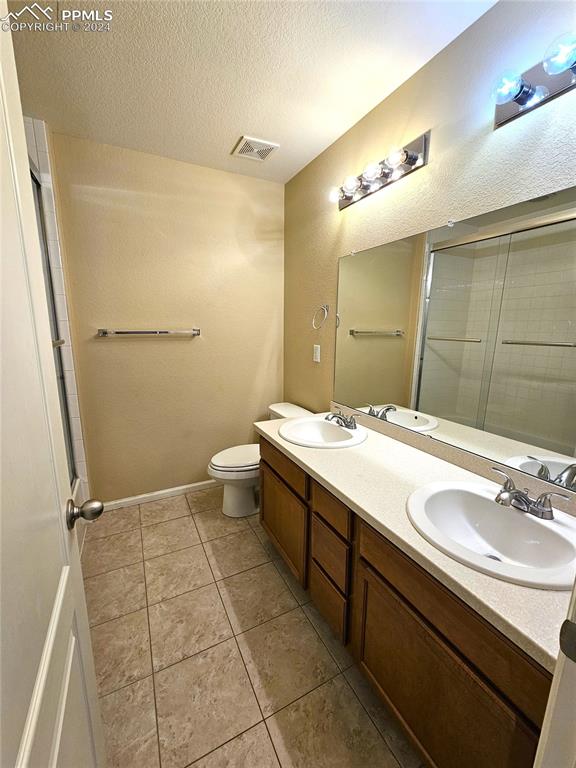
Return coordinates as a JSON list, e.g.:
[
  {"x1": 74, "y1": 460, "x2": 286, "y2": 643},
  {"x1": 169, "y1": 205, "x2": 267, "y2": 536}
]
[
  {"x1": 260, "y1": 461, "x2": 308, "y2": 585},
  {"x1": 354, "y1": 562, "x2": 538, "y2": 768}
]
